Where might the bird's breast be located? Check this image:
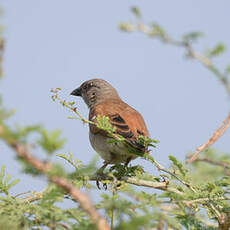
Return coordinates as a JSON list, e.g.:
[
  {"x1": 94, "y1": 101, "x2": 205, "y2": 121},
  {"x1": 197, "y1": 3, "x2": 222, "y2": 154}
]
[{"x1": 89, "y1": 132, "x2": 137, "y2": 164}]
